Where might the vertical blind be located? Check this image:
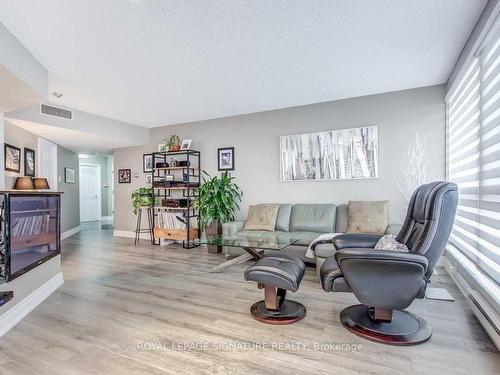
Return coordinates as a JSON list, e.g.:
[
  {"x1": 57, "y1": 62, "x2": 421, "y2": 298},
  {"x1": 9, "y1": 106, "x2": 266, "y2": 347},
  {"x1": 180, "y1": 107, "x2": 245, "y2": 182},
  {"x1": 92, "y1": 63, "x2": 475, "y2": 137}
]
[{"x1": 447, "y1": 14, "x2": 500, "y2": 286}]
